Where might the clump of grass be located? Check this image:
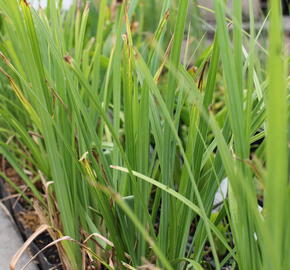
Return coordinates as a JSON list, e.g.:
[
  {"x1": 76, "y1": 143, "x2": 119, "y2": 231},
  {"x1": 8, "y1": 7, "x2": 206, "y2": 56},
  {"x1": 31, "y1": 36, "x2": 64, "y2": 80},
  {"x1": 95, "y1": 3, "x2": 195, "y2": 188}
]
[{"x1": 0, "y1": 0, "x2": 288, "y2": 269}]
